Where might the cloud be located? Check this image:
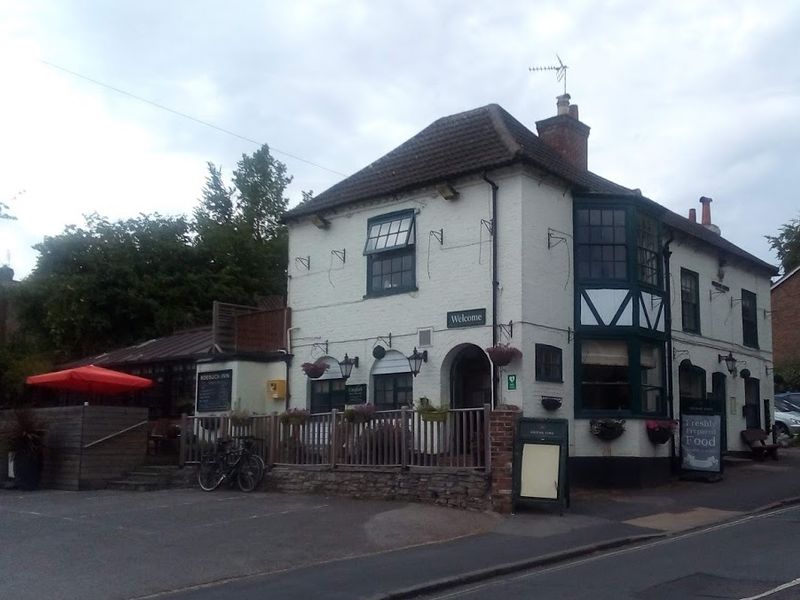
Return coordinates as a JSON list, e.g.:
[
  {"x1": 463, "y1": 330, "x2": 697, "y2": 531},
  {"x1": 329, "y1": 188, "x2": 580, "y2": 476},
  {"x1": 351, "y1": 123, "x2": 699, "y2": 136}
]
[{"x1": 1, "y1": 0, "x2": 798, "y2": 277}]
